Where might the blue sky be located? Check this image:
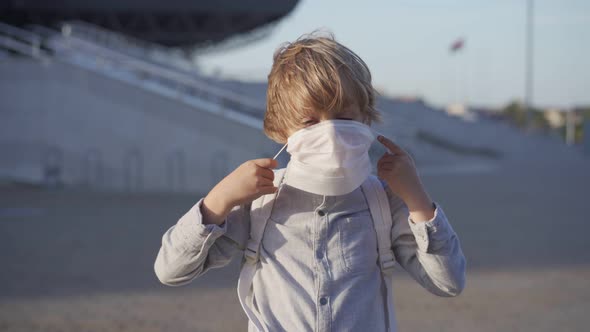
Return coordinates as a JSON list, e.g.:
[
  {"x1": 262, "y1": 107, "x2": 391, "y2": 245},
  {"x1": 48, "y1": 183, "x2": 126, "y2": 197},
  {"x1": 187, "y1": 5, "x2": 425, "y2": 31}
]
[{"x1": 197, "y1": 0, "x2": 590, "y2": 109}]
